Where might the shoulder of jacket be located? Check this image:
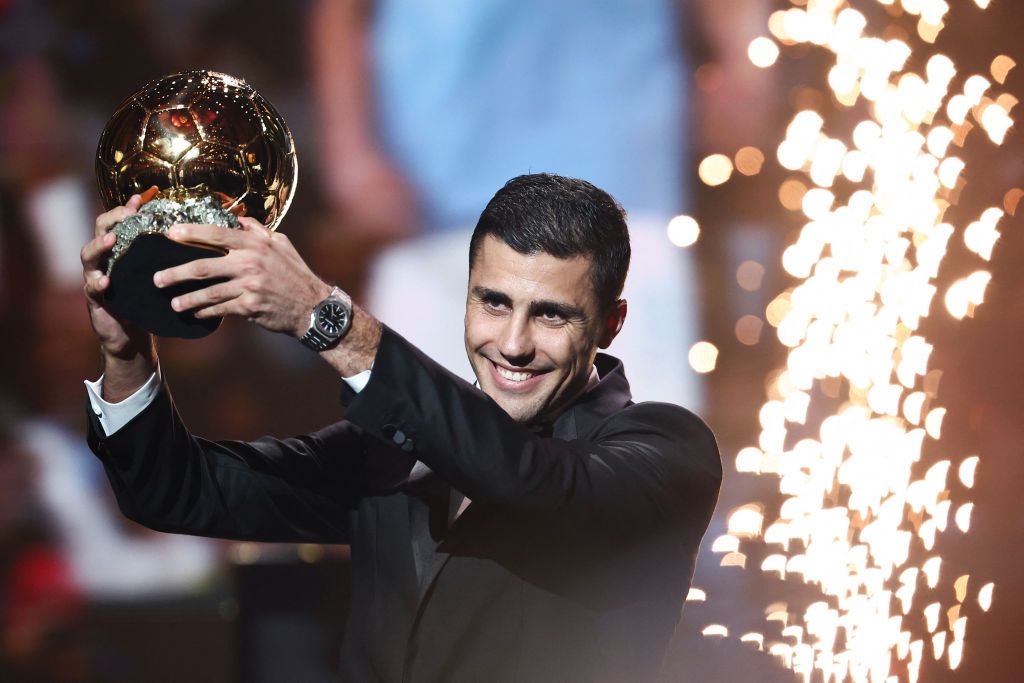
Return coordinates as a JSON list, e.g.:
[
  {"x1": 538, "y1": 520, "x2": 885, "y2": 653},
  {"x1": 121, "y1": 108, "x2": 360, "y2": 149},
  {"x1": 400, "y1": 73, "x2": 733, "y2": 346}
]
[{"x1": 613, "y1": 400, "x2": 713, "y2": 435}]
